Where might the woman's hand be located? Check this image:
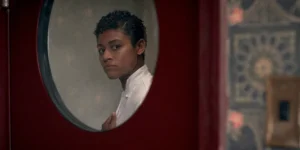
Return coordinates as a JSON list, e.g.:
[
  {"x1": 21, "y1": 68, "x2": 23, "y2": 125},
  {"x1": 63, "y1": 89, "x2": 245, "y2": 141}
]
[{"x1": 101, "y1": 112, "x2": 117, "y2": 131}]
